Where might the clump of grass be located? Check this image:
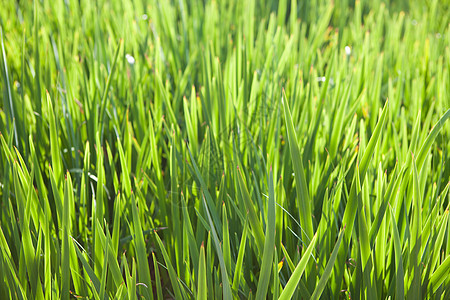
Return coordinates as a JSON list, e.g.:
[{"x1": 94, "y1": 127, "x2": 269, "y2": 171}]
[{"x1": 0, "y1": 0, "x2": 449, "y2": 299}]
